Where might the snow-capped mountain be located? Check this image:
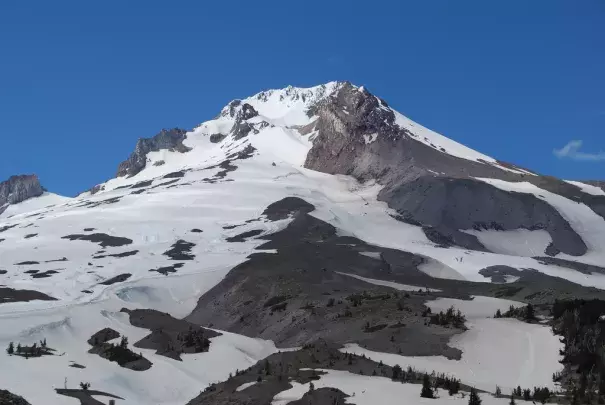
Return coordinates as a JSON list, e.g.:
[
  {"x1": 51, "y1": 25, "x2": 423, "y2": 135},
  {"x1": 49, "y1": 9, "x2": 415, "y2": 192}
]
[{"x1": 1, "y1": 82, "x2": 604, "y2": 405}]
